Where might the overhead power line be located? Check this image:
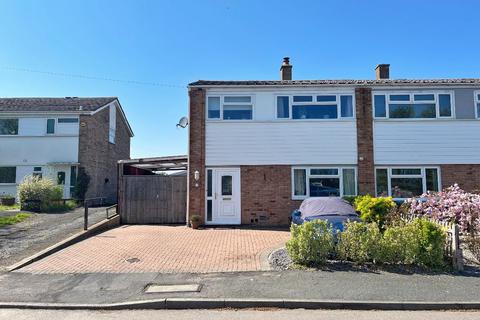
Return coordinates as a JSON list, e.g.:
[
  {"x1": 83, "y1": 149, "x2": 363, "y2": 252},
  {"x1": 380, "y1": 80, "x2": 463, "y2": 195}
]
[{"x1": 1, "y1": 66, "x2": 187, "y2": 88}]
